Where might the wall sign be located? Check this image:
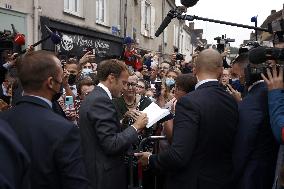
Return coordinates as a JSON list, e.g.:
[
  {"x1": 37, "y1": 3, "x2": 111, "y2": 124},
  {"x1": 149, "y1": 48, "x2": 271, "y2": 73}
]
[{"x1": 57, "y1": 33, "x2": 115, "y2": 58}]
